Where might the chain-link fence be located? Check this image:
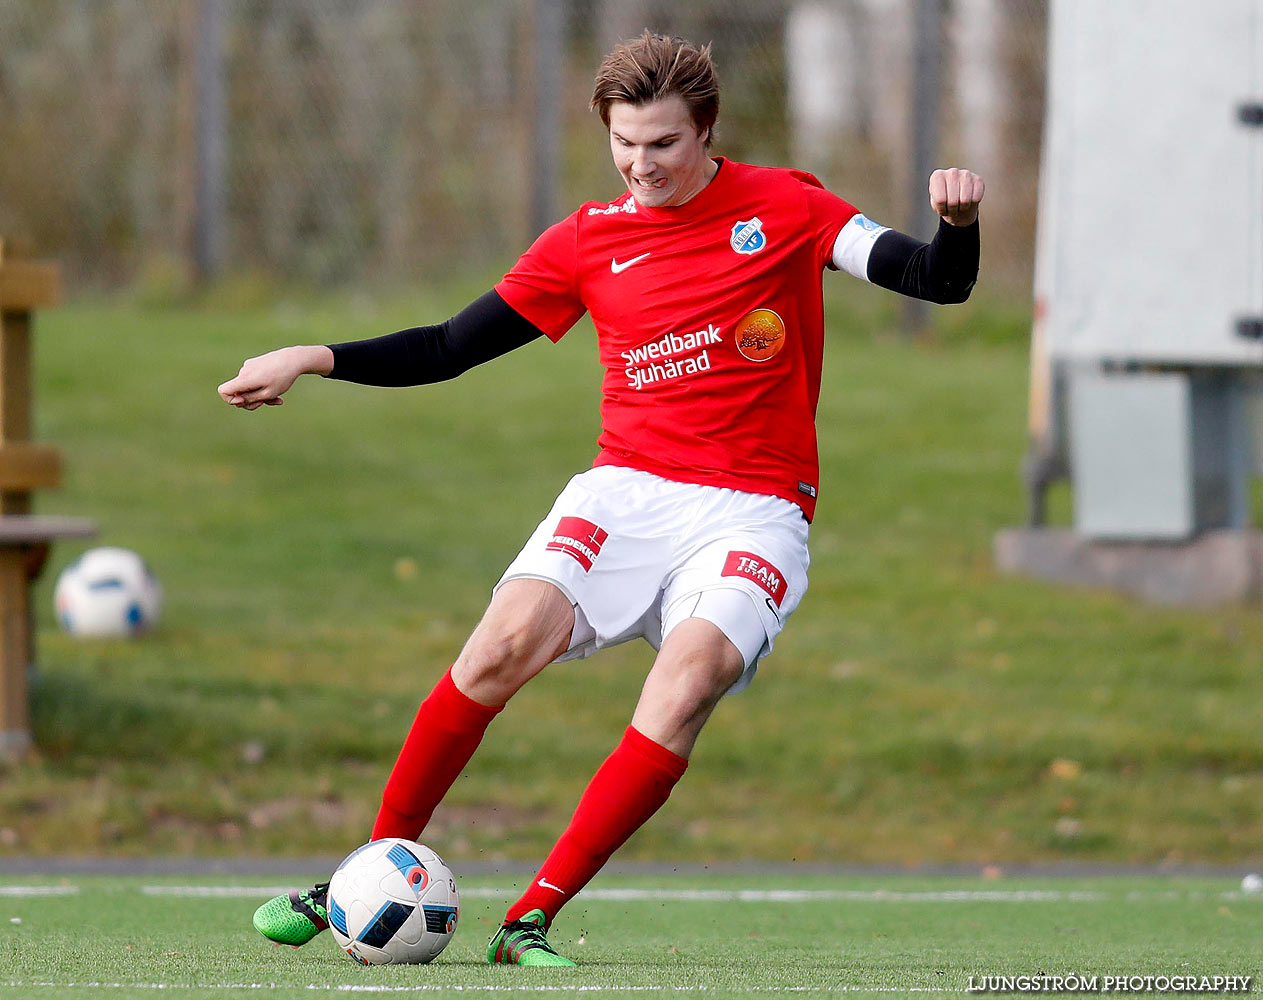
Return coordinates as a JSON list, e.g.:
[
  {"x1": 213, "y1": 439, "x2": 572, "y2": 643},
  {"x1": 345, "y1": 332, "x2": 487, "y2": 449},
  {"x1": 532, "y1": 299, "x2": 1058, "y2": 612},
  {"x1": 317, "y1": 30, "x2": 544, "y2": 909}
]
[{"x1": 0, "y1": 0, "x2": 1045, "y2": 296}]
